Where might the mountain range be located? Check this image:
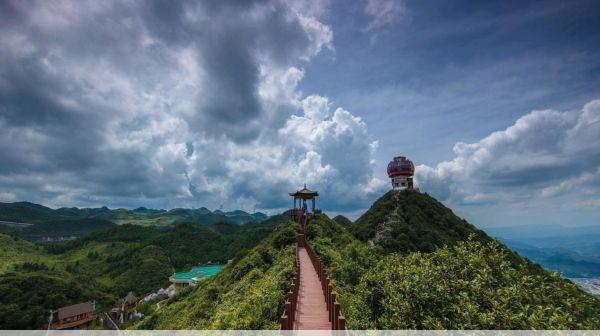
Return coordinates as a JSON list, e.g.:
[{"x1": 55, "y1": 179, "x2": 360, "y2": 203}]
[
  {"x1": 487, "y1": 224, "x2": 600, "y2": 278},
  {"x1": 0, "y1": 201, "x2": 268, "y2": 241},
  {"x1": 1, "y1": 191, "x2": 599, "y2": 329}
]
